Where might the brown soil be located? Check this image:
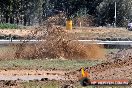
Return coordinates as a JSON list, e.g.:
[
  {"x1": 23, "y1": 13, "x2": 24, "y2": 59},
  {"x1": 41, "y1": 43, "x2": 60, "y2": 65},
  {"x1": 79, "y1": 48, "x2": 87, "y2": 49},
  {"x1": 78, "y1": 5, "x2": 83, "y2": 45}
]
[
  {"x1": 68, "y1": 27, "x2": 132, "y2": 39},
  {"x1": 106, "y1": 49, "x2": 132, "y2": 62},
  {"x1": 0, "y1": 69, "x2": 67, "y2": 76},
  {"x1": 0, "y1": 45, "x2": 16, "y2": 60},
  {"x1": 0, "y1": 80, "x2": 19, "y2": 88},
  {"x1": 0, "y1": 27, "x2": 132, "y2": 39},
  {"x1": 0, "y1": 29, "x2": 33, "y2": 37},
  {"x1": 67, "y1": 57, "x2": 132, "y2": 81}
]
